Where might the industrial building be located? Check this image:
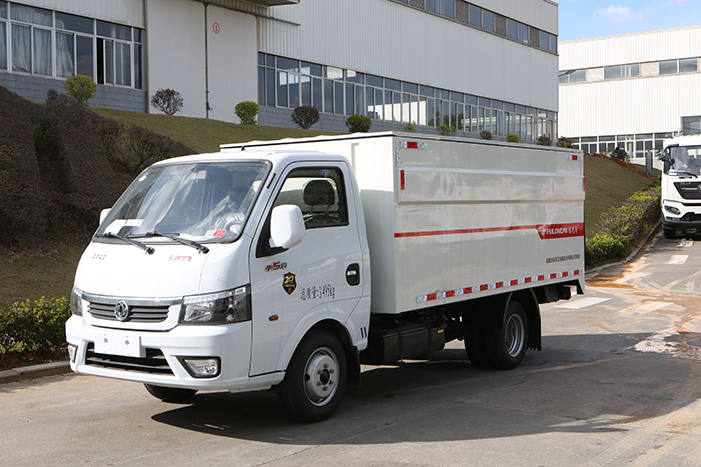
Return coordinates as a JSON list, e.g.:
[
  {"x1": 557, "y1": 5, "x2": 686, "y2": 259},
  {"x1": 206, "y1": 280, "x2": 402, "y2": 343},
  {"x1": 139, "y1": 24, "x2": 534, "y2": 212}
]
[
  {"x1": 559, "y1": 26, "x2": 701, "y2": 160},
  {"x1": 1, "y1": 0, "x2": 559, "y2": 139}
]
